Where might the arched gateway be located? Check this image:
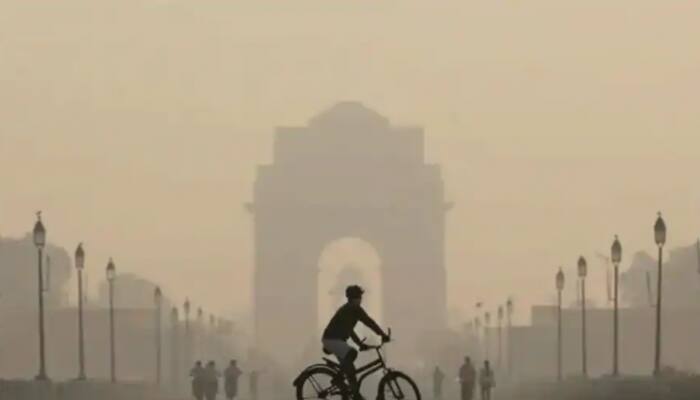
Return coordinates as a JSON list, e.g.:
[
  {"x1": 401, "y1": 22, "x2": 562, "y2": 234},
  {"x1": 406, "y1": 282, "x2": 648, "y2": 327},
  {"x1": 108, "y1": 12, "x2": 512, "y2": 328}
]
[{"x1": 249, "y1": 102, "x2": 449, "y2": 365}]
